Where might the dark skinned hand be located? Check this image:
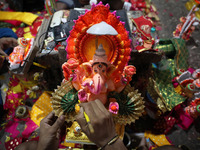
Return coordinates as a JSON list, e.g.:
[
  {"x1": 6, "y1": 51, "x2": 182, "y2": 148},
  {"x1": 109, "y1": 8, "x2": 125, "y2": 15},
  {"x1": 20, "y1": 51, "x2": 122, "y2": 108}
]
[
  {"x1": 0, "y1": 37, "x2": 18, "y2": 57},
  {"x1": 76, "y1": 99, "x2": 117, "y2": 147},
  {"x1": 37, "y1": 111, "x2": 65, "y2": 150}
]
